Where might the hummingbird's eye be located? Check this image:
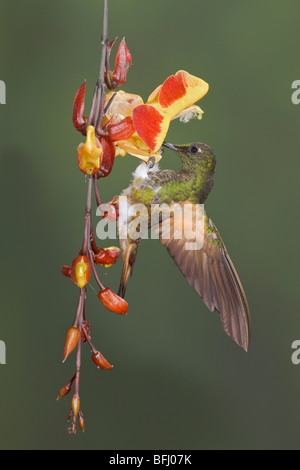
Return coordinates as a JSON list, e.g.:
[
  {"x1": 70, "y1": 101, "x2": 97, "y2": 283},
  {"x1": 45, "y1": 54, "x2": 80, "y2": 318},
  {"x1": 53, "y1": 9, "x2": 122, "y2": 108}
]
[{"x1": 190, "y1": 145, "x2": 198, "y2": 154}]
